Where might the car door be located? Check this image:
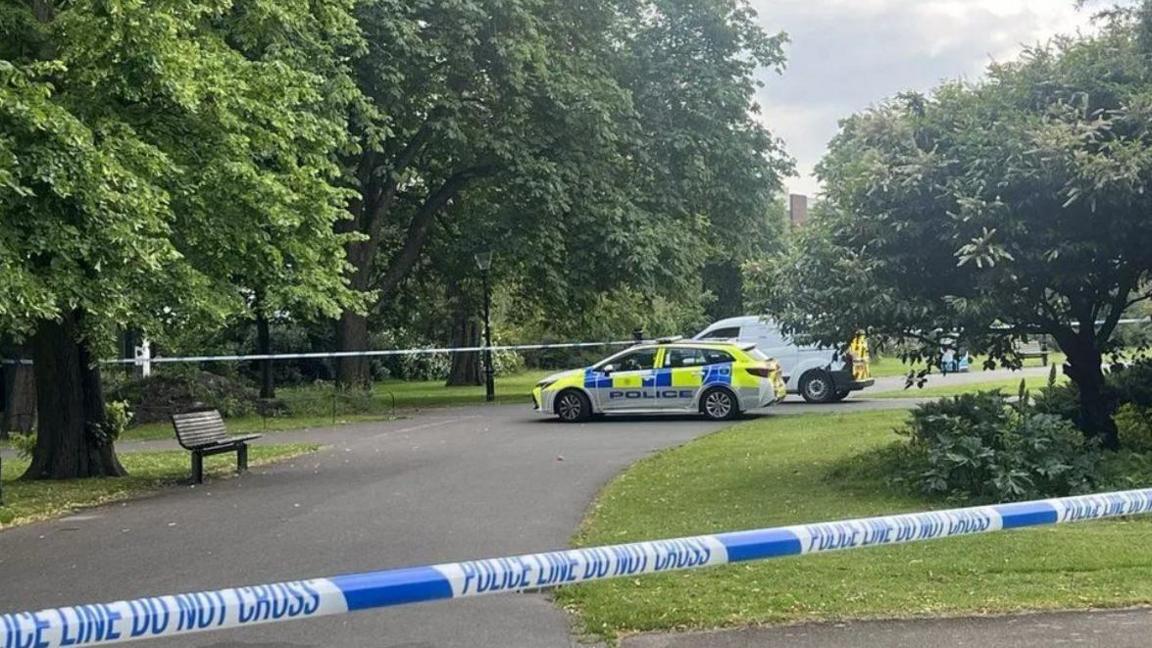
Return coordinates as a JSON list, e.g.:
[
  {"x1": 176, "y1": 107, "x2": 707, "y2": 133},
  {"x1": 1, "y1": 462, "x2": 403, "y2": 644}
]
[
  {"x1": 599, "y1": 348, "x2": 659, "y2": 411},
  {"x1": 659, "y1": 347, "x2": 708, "y2": 410},
  {"x1": 699, "y1": 348, "x2": 736, "y2": 388}
]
